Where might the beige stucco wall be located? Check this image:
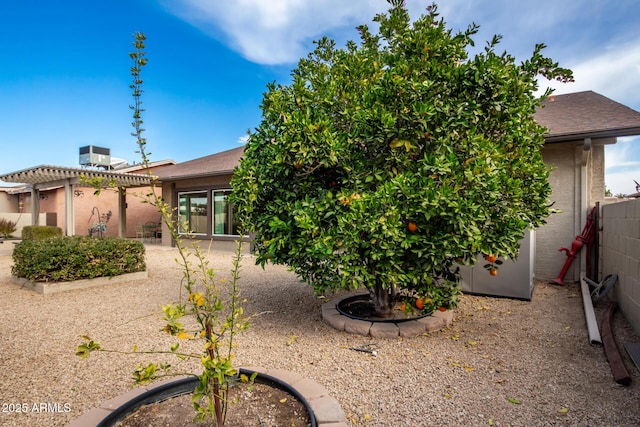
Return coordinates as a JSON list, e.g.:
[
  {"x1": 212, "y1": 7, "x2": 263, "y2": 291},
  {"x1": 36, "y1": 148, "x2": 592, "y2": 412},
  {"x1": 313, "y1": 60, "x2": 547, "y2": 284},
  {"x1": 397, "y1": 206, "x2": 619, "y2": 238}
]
[
  {"x1": 601, "y1": 198, "x2": 640, "y2": 335},
  {"x1": 537, "y1": 139, "x2": 608, "y2": 282},
  {"x1": 0, "y1": 191, "x2": 18, "y2": 212}
]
